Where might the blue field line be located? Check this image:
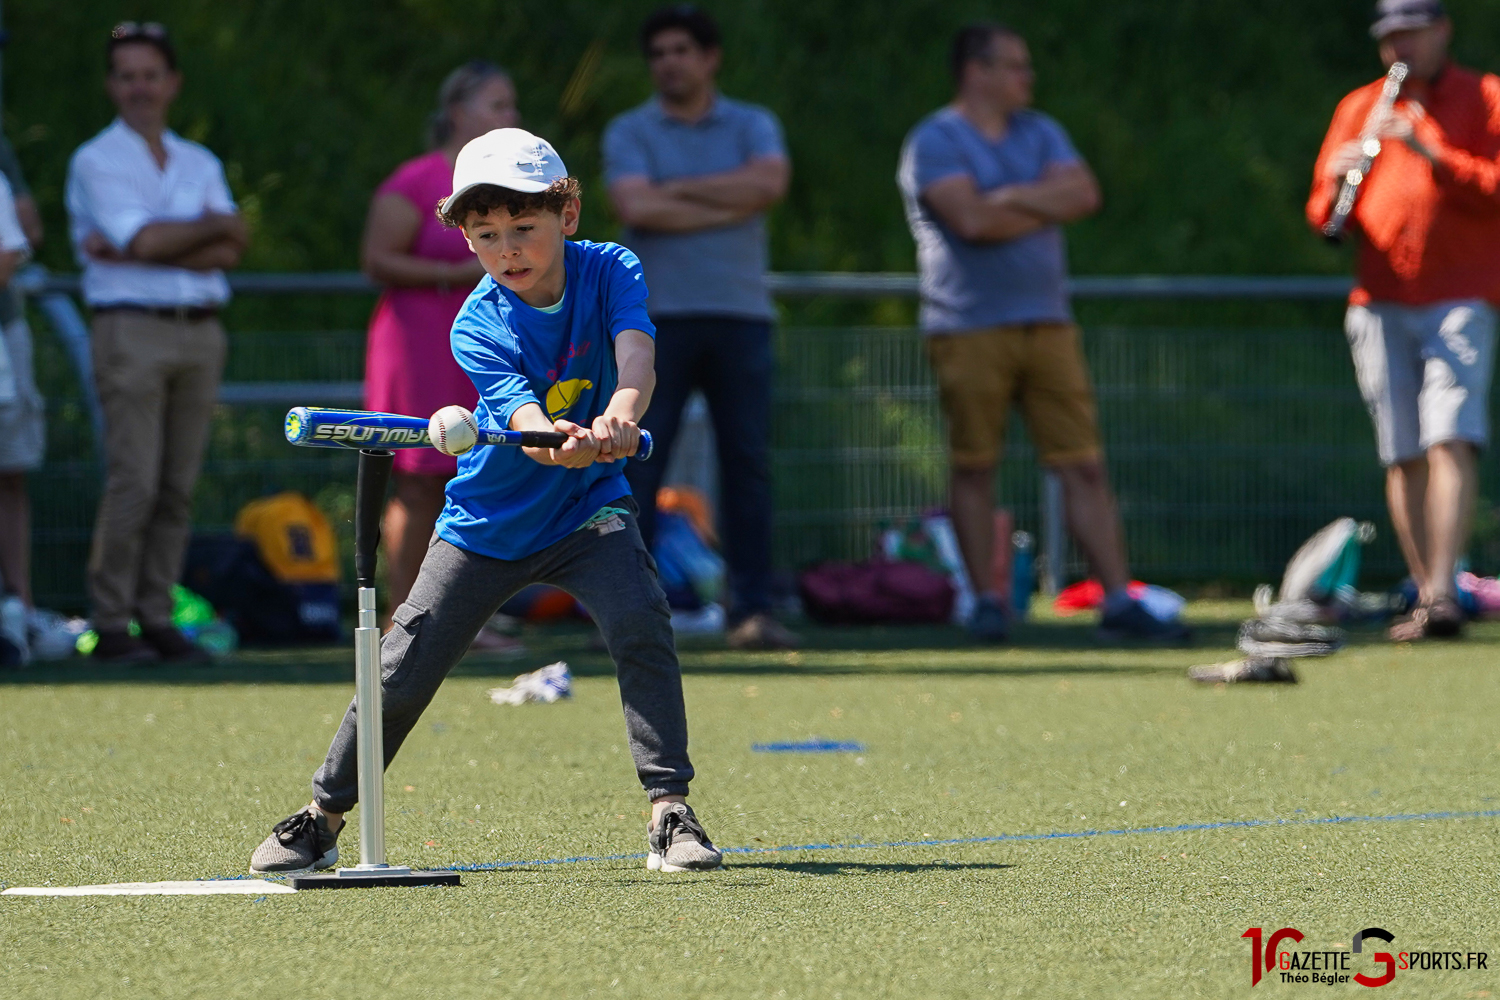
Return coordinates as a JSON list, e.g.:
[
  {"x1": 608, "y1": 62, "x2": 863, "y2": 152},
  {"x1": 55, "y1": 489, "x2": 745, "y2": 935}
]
[
  {"x1": 752, "y1": 739, "x2": 868, "y2": 754},
  {"x1": 432, "y1": 807, "x2": 1500, "y2": 873}
]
